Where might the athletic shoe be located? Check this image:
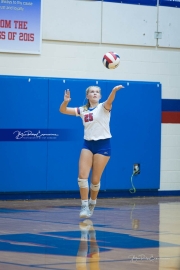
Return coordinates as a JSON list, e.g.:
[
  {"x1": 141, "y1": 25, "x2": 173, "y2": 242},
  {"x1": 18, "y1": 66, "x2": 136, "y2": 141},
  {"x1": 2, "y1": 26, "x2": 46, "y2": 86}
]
[
  {"x1": 79, "y1": 219, "x2": 93, "y2": 231},
  {"x1": 89, "y1": 203, "x2": 96, "y2": 217},
  {"x1": 79, "y1": 205, "x2": 90, "y2": 218}
]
